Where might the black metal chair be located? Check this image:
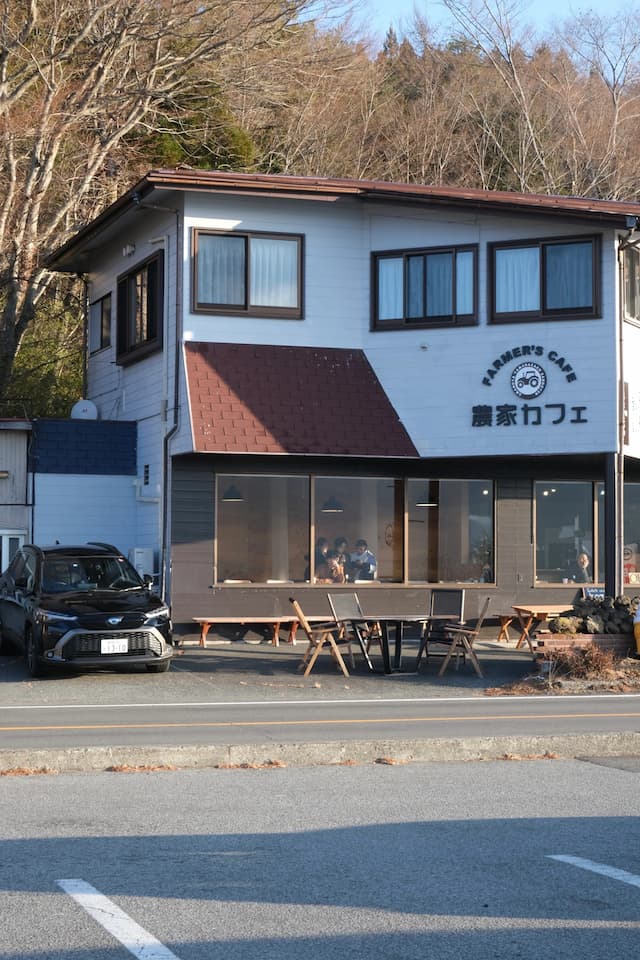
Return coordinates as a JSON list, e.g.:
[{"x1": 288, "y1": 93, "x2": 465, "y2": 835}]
[
  {"x1": 327, "y1": 592, "x2": 382, "y2": 671},
  {"x1": 415, "y1": 588, "x2": 466, "y2": 669}
]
